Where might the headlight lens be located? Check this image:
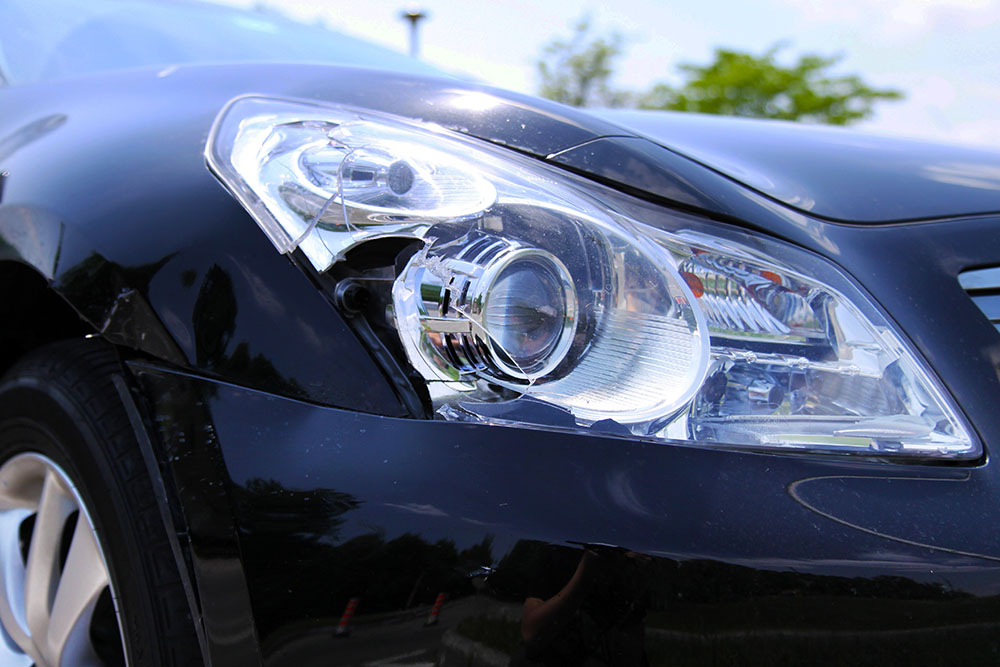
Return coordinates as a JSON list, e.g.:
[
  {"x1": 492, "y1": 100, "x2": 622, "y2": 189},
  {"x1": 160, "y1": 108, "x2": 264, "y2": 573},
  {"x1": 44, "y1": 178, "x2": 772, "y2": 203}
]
[{"x1": 207, "y1": 96, "x2": 977, "y2": 459}]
